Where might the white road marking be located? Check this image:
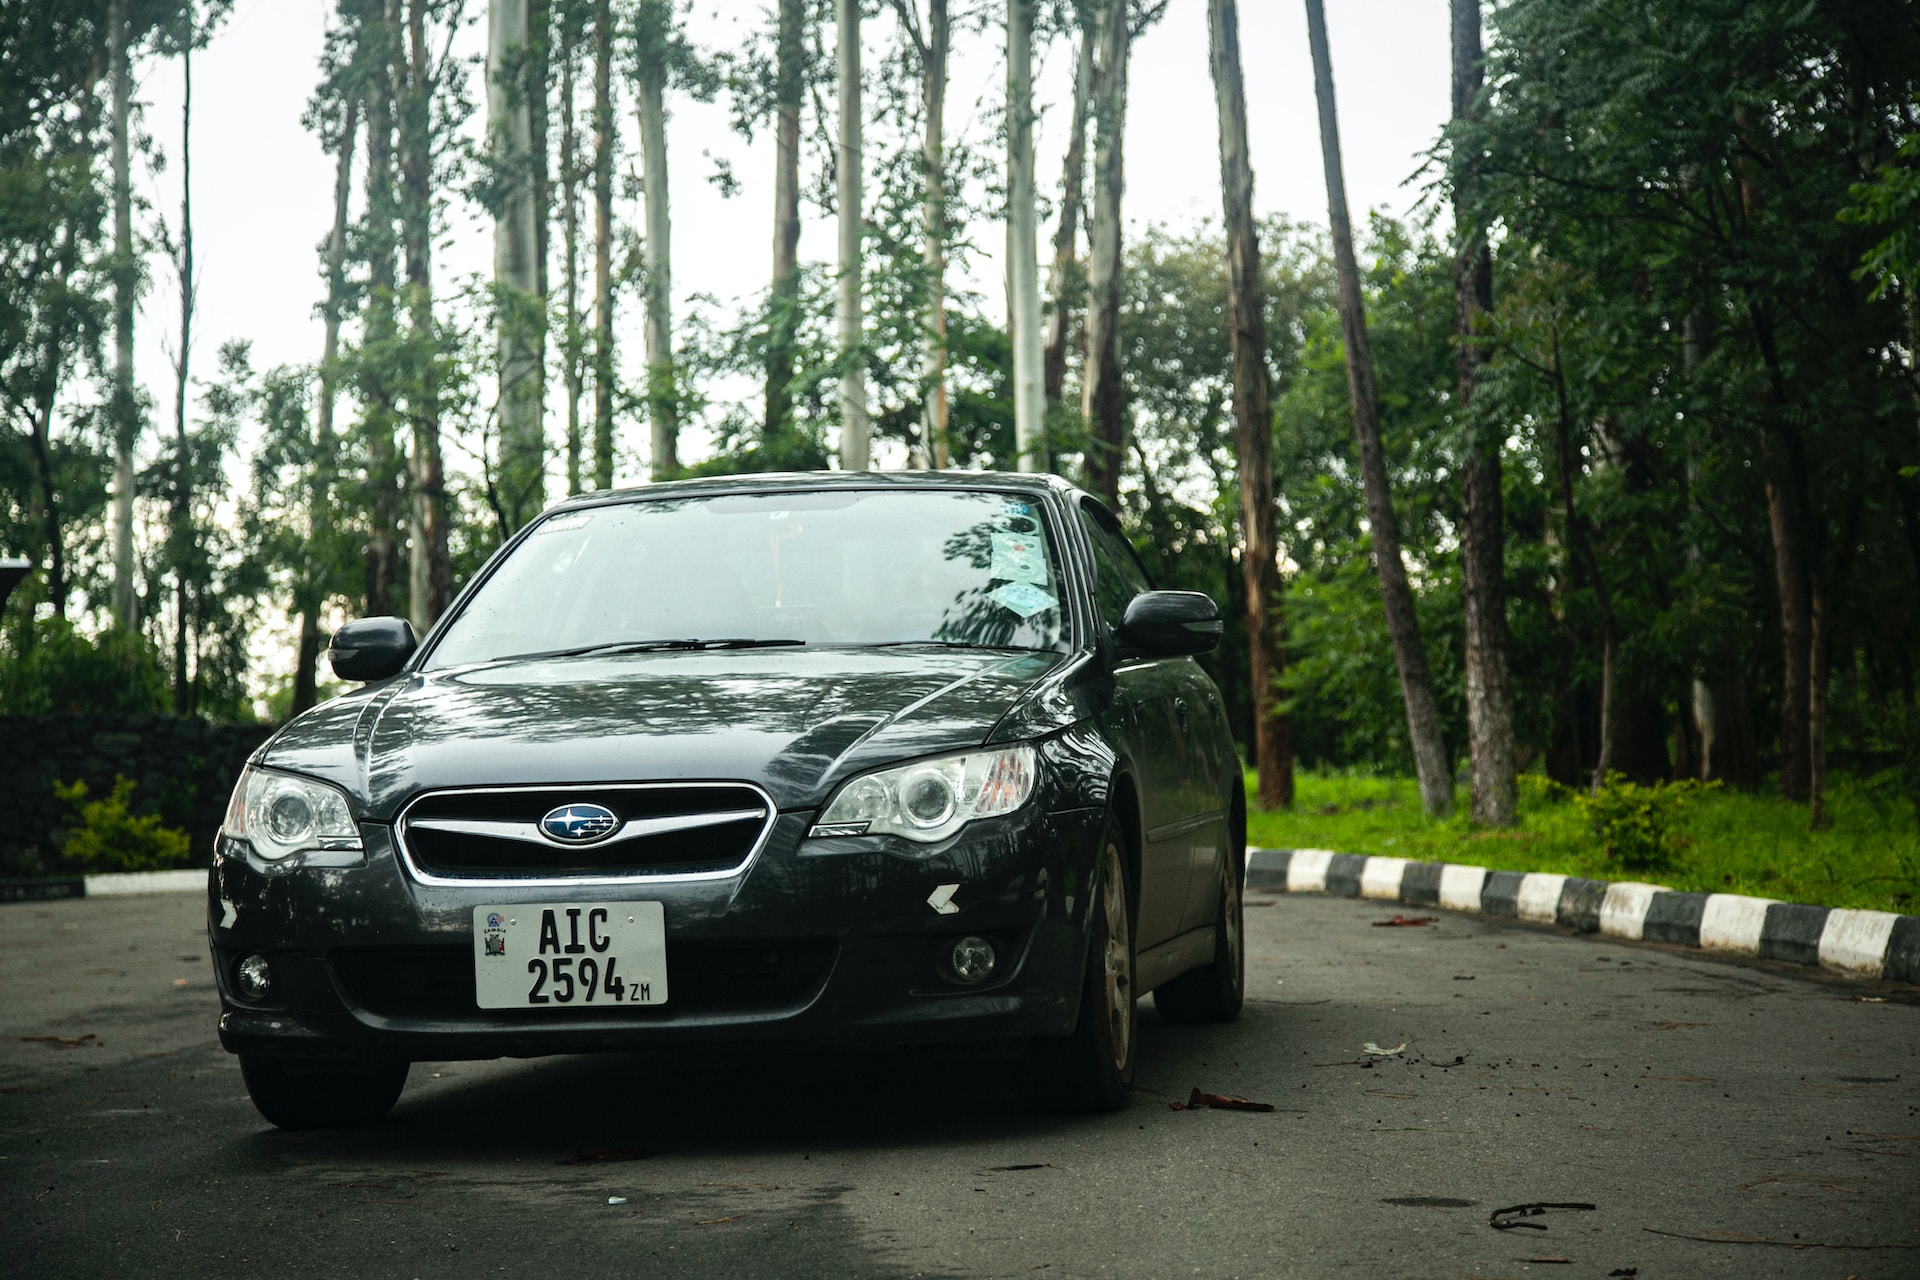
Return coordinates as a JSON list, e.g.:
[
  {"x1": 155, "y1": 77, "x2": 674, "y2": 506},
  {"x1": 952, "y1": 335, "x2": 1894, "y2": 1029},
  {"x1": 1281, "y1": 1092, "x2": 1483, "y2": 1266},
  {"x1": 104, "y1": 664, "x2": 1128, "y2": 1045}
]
[
  {"x1": 1599, "y1": 882, "x2": 1667, "y2": 941},
  {"x1": 1359, "y1": 856, "x2": 1409, "y2": 900},
  {"x1": 1438, "y1": 864, "x2": 1487, "y2": 913},
  {"x1": 1515, "y1": 873, "x2": 1568, "y2": 924},
  {"x1": 1699, "y1": 894, "x2": 1774, "y2": 955},
  {"x1": 1817, "y1": 909, "x2": 1899, "y2": 978},
  {"x1": 1285, "y1": 849, "x2": 1334, "y2": 894}
]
